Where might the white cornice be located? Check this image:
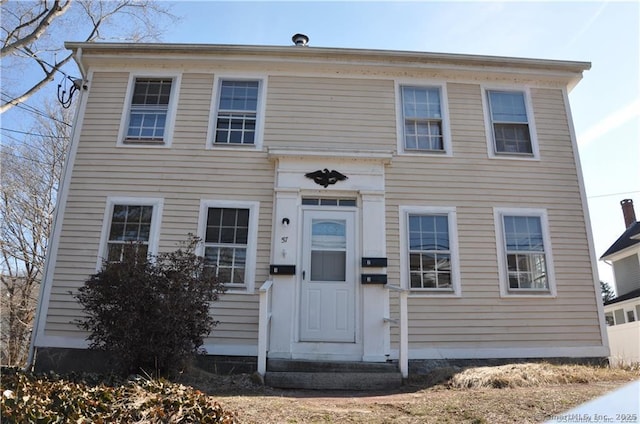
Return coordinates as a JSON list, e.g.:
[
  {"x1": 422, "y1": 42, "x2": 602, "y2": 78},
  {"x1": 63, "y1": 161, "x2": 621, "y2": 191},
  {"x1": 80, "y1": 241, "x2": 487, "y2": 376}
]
[
  {"x1": 64, "y1": 42, "x2": 590, "y2": 90},
  {"x1": 267, "y1": 146, "x2": 393, "y2": 163},
  {"x1": 64, "y1": 42, "x2": 590, "y2": 70}
]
